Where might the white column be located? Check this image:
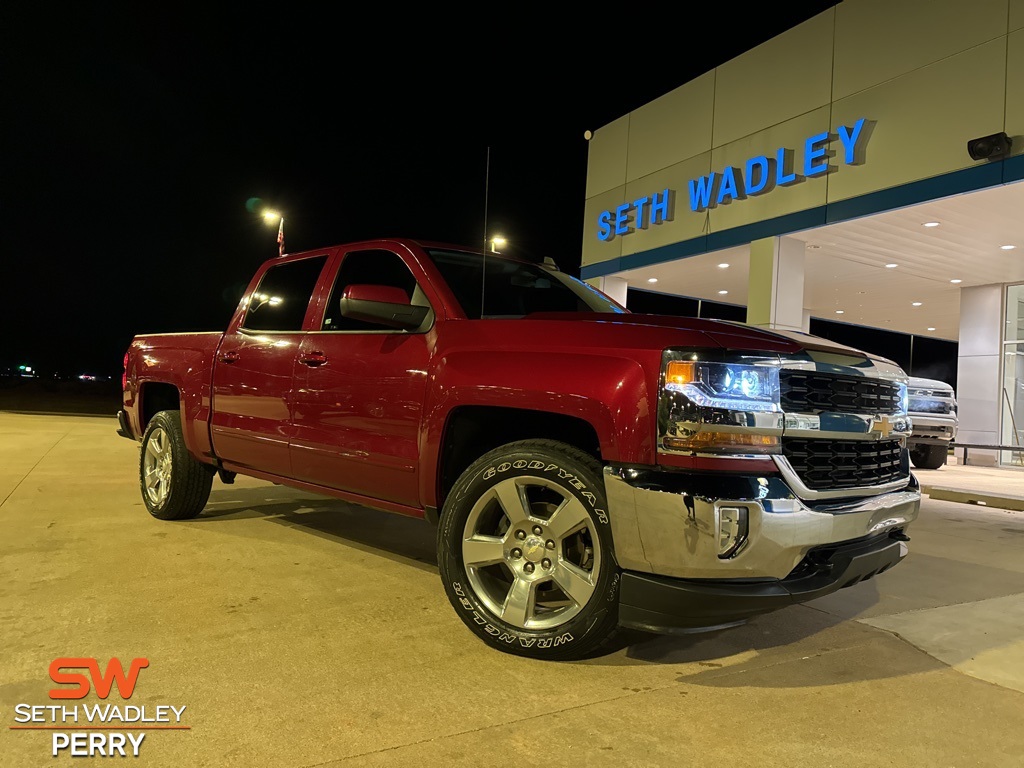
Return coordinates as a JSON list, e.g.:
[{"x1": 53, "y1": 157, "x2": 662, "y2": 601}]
[
  {"x1": 956, "y1": 284, "x2": 1003, "y2": 466},
  {"x1": 746, "y1": 236, "x2": 806, "y2": 332},
  {"x1": 597, "y1": 276, "x2": 628, "y2": 307}
]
